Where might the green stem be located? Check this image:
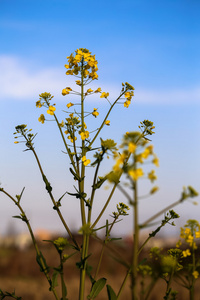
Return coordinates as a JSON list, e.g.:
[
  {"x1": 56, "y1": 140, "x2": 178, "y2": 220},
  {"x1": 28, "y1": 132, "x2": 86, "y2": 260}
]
[
  {"x1": 54, "y1": 113, "x2": 77, "y2": 173},
  {"x1": 30, "y1": 146, "x2": 79, "y2": 250},
  {"x1": 59, "y1": 253, "x2": 66, "y2": 300},
  {"x1": 132, "y1": 178, "x2": 139, "y2": 300},
  {"x1": 87, "y1": 159, "x2": 101, "y2": 224},
  {"x1": 190, "y1": 241, "x2": 195, "y2": 300},
  {"x1": 89, "y1": 90, "x2": 126, "y2": 148},
  {"x1": 79, "y1": 58, "x2": 87, "y2": 300},
  {"x1": 117, "y1": 269, "x2": 131, "y2": 299},
  {"x1": 91, "y1": 182, "x2": 117, "y2": 229},
  {"x1": 94, "y1": 217, "x2": 117, "y2": 280}
]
